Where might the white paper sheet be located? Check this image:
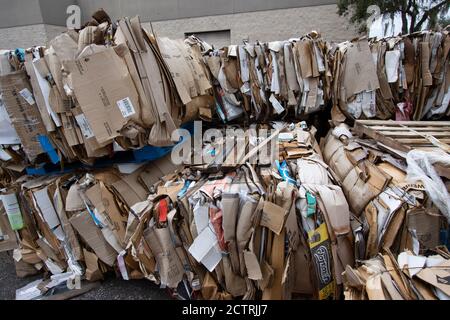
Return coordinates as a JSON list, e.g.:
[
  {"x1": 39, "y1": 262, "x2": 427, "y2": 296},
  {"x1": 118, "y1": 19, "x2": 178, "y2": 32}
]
[
  {"x1": 194, "y1": 204, "x2": 209, "y2": 235},
  {"x1": 0, "y1": 97, "x2": 20, "y2": 145},
  {"x1": 32, "y1": 62, "x2": 62, "y2": 127},
  {"x1": 33, "y1": 187, "x2": 64, "y2": 240},
  {"x1": 385, "y1": 50, "x2": 401, "y2": 83},
  {"x1": 188, "y1": 224, "x2": 222, "y2": 272}
]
